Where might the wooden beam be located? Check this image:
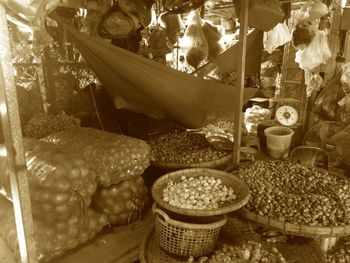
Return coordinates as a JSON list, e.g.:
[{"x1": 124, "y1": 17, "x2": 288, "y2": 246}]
[
  {"x1": 0, "y1": 3, "x2": 38, "y2": 263},
  {"x1": 232, "y1": 0, "x2": 249, "y2": 166}
]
